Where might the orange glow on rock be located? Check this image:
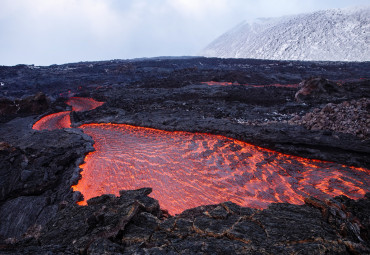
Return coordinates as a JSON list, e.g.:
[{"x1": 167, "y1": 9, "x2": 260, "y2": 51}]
[{"x1": 72, "y1": 123, "x2": 370, "y2": 215}]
